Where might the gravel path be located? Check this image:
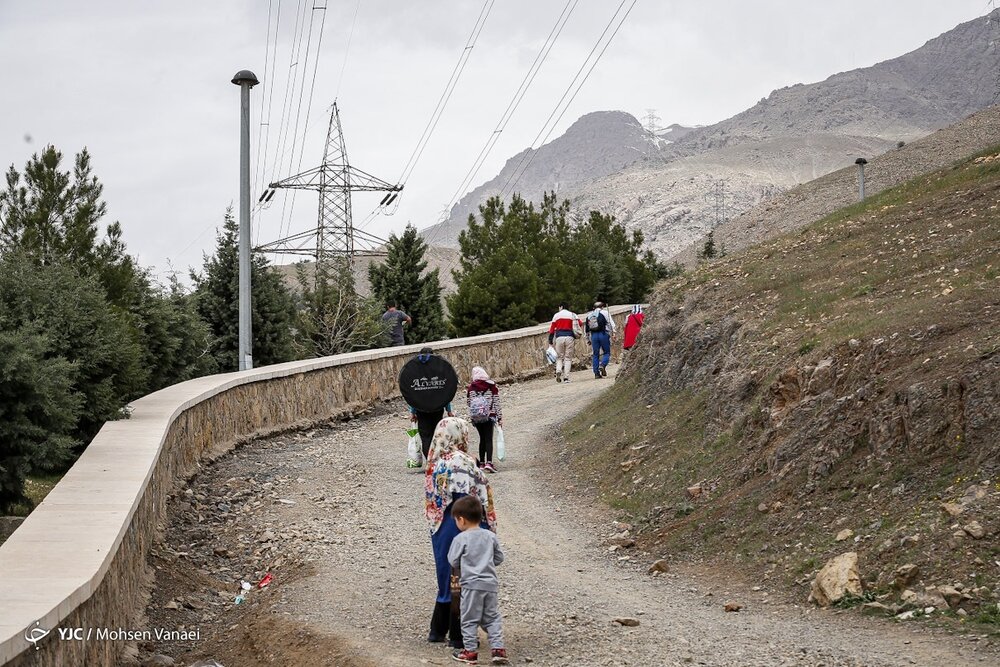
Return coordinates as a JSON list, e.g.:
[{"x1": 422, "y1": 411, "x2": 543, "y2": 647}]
[{"x1": 149, "y1": 366, "x2": 996, "y2": 667}]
